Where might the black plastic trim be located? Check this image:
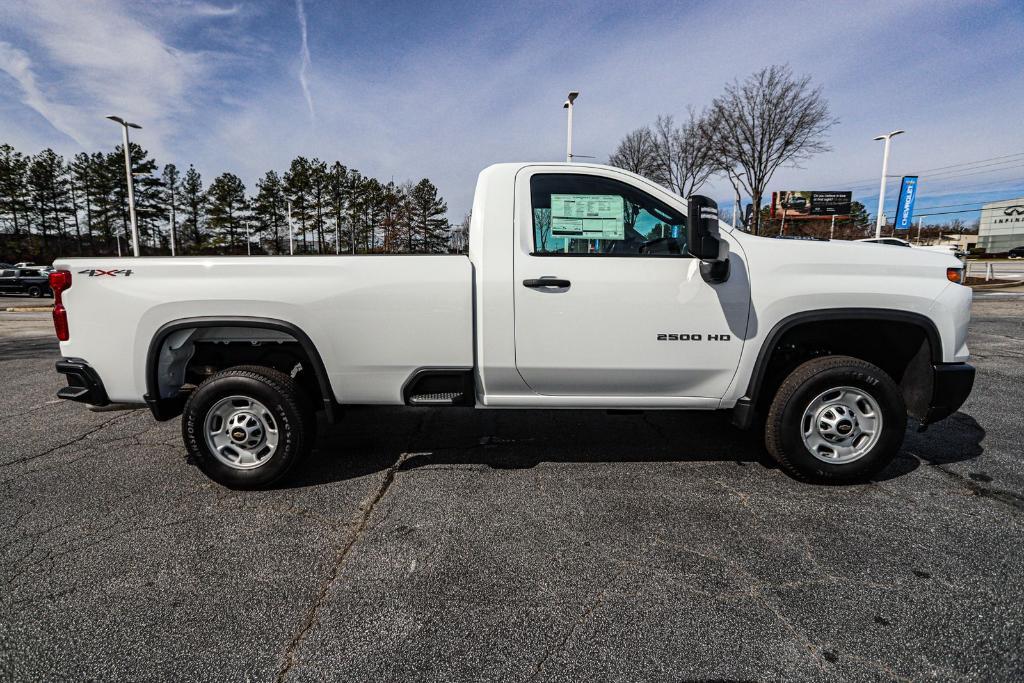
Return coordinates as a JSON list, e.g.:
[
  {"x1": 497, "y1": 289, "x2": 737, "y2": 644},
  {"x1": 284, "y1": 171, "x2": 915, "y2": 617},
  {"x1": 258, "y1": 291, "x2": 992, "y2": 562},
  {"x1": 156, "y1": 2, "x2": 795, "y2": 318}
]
[
  {"x1": 143, "y1": 316, "x2": 337, "y2": 422},
  {"x1": 732, "y1": 308, "x2": 943, "y2": 429},
  {"x1": 56, "y1": 357, "x2": 110, "y2": 406},
  {"x1": 923, "y1": 362, "x2": 975, "y2": 424},
  {"x1": 401, "y1": 367, "x2": 475, "y2": 406}
]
